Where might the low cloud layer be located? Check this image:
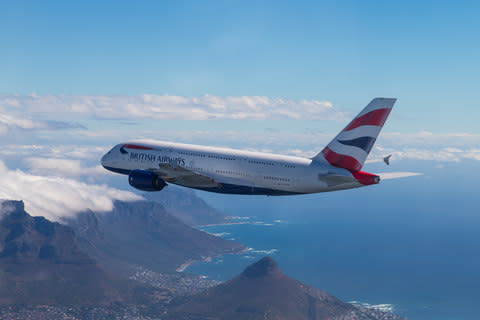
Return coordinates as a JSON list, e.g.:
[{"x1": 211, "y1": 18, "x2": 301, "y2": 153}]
[
  {"x1": 380, "y1": 132, "x2": 480, "y2": 148},
  {"x1": 0, "y1": 93, "x2": 343, "y2": 121},
  {"x1": 0, "y1": 145, "x2": 107, "y2": 162},
  {"x1": 0, "y1": 113, "x2": 83, "y2": 136},
  {"x1": 24, "y1": 157, "x2": 105, "y2": 180},
  {"x1": 373, "y1": 146, "x2": 480, "y2": 163},
  {"x1": 0, "y1": 161, "x2": 142, "y2": 222}
]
